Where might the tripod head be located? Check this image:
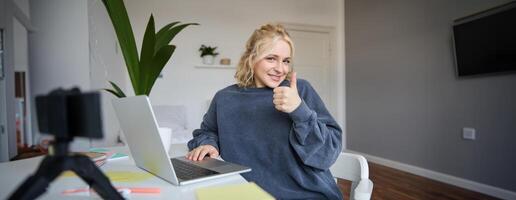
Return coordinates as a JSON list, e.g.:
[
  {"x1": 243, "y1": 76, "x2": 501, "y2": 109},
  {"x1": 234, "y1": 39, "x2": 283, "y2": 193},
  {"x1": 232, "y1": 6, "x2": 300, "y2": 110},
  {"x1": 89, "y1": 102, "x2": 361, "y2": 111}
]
[{"x1": 35, "y1": 88, "x2": 103, "y2": 155}]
